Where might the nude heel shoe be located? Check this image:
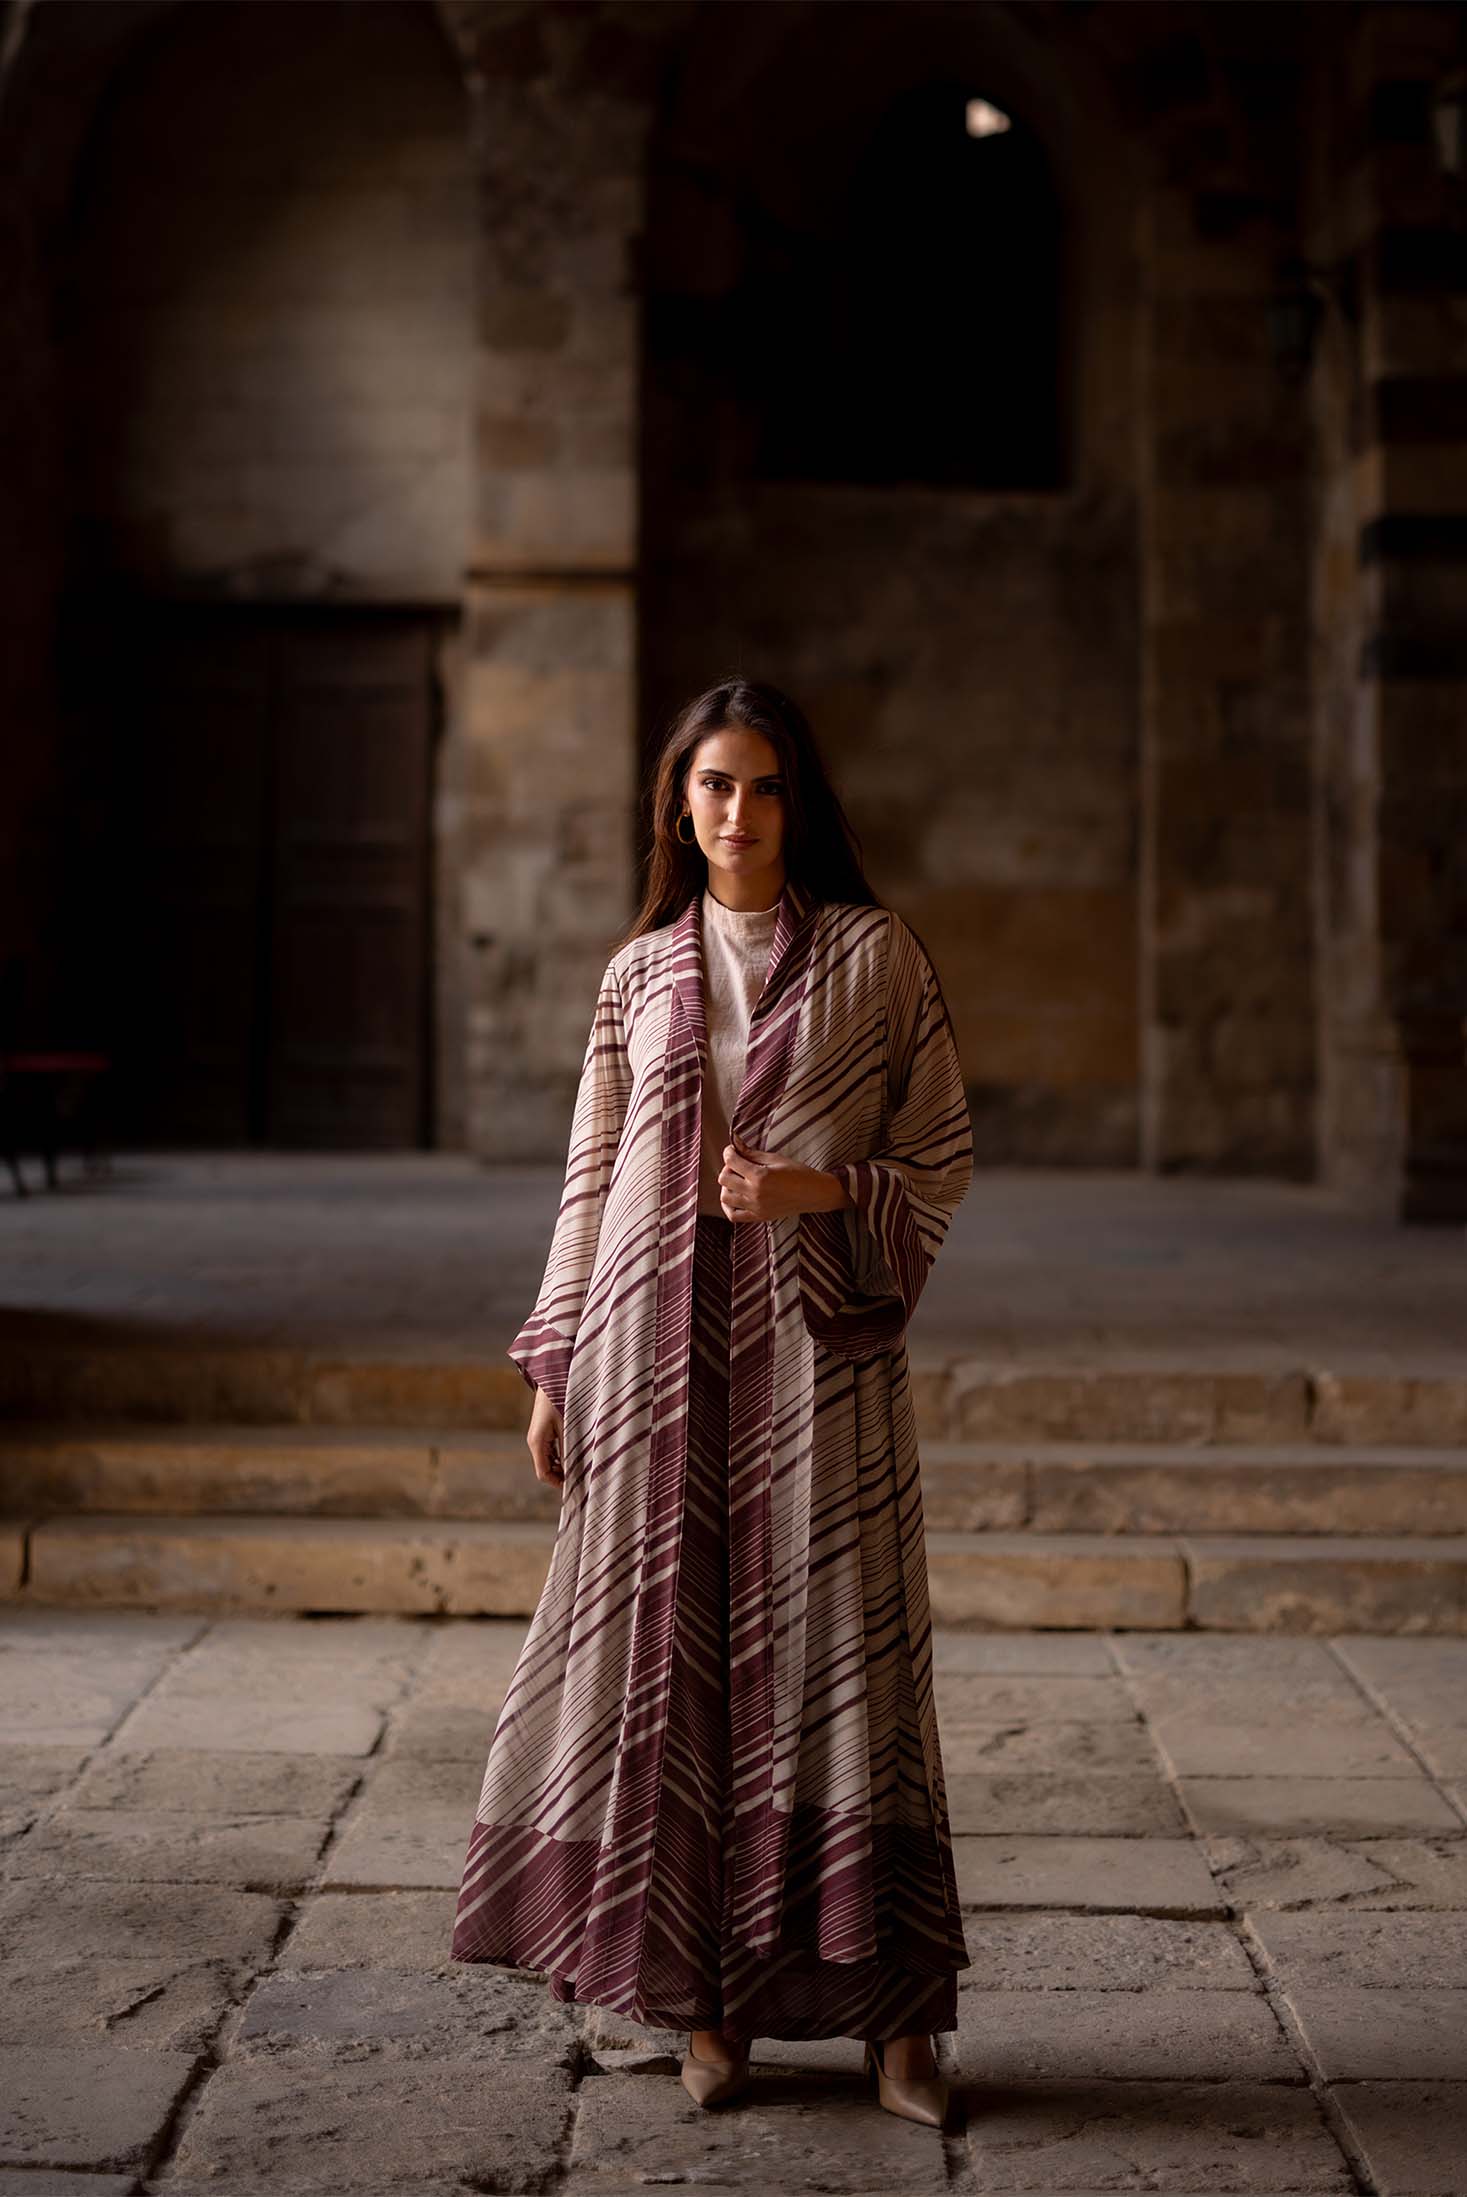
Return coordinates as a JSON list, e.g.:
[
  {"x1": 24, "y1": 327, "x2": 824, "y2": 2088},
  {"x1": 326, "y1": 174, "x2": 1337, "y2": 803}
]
[
  {"x1": 862, "y1": 2031, "x2": 949, "y2": 2127},
  {"x1": 680, "y1": 2031, "x2": 751, "y2": 2107}
]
